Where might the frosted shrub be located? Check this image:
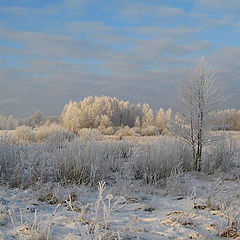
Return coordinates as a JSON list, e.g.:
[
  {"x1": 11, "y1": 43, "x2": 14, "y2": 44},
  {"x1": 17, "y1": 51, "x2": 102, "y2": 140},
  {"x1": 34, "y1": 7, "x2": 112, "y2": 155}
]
[
  {"x1": 35, "y1": 122, "x2": 68, "y2": 142},
  {"x1": 202, "y1": 136, "x2": 236, "y2": 174},
  {"x1": 113, "y1": 140, "x2": 134, "y2": 159},
  {"x1": 78, "y1": 128, "x2": 102, "y2": 142},
  {"x1": 0, "y1": 136, "x2": 136, "y2": 188},
  {"x1": 165, "y1": 163, "x2": 194, "y2": 197},
  {"x1": 115, "y1": 126, "x2": 137, "y2": 137},
  {"x1": 0, "y1": 137, "x2": 24, "y2": 185},
  {"x1": 65, "y1": 181, "x2": 121, "y2": 240},
  {"x1": 165, "y1": 162, "x2": 184, "y2": 196},
  {"x1": 131, "y1": 137, "x2": 192, "y2": 184},
  {"x1": 25, "y1": 145, "x2": 55, "y2": 186},
  {"x1": 101, "y1": 140, "x2": 134, "y2": 173},
  {"x1": 13, "y1": 126, "x2": 37, "y2": 144},
  {"x1": 51, "y1": 140, "x2": 131, "y2": 186},
  {"x1": 0, "y1": 140, "x2": 53, "y2": 187},
  {"x1": 9, "y1": 206, "x2": 53, "y2": 240},
  {"x1": 131, "y1": 127, "x2": 141, "y2": 136},
  {"x1": 99, "y1": 126, "x2": 115, "y2": 135},
  {"x1": 50, "y1": 140, "x2": 134, "y2": 186},
  {"x1": 141, "y1": 126, "x2": 159, "y2": 136},
  {"x1": 44, "y1": 131, "x2": 75, "y2": 149}
]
